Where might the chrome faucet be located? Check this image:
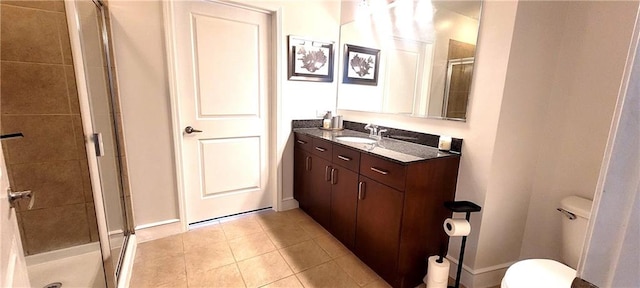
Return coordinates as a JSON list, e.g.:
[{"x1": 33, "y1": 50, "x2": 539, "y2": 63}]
[
  {"x1": 364, "y1": 123, "x2": 378, "y2": 138},
  {"x1": 377, "y1": 128, "x2": 387, "y2": 139},
  {"x1": 364, "y1": 124, "x2": 387, "y2": 140}
]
